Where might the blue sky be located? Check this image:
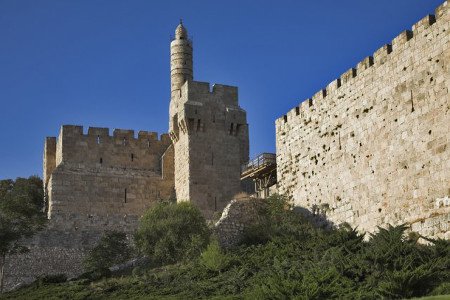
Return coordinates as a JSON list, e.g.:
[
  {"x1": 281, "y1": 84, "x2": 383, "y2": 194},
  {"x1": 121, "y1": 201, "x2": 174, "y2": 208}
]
[{"x1": 0, "y1": 0, "x2": 443, "y2": 179}]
